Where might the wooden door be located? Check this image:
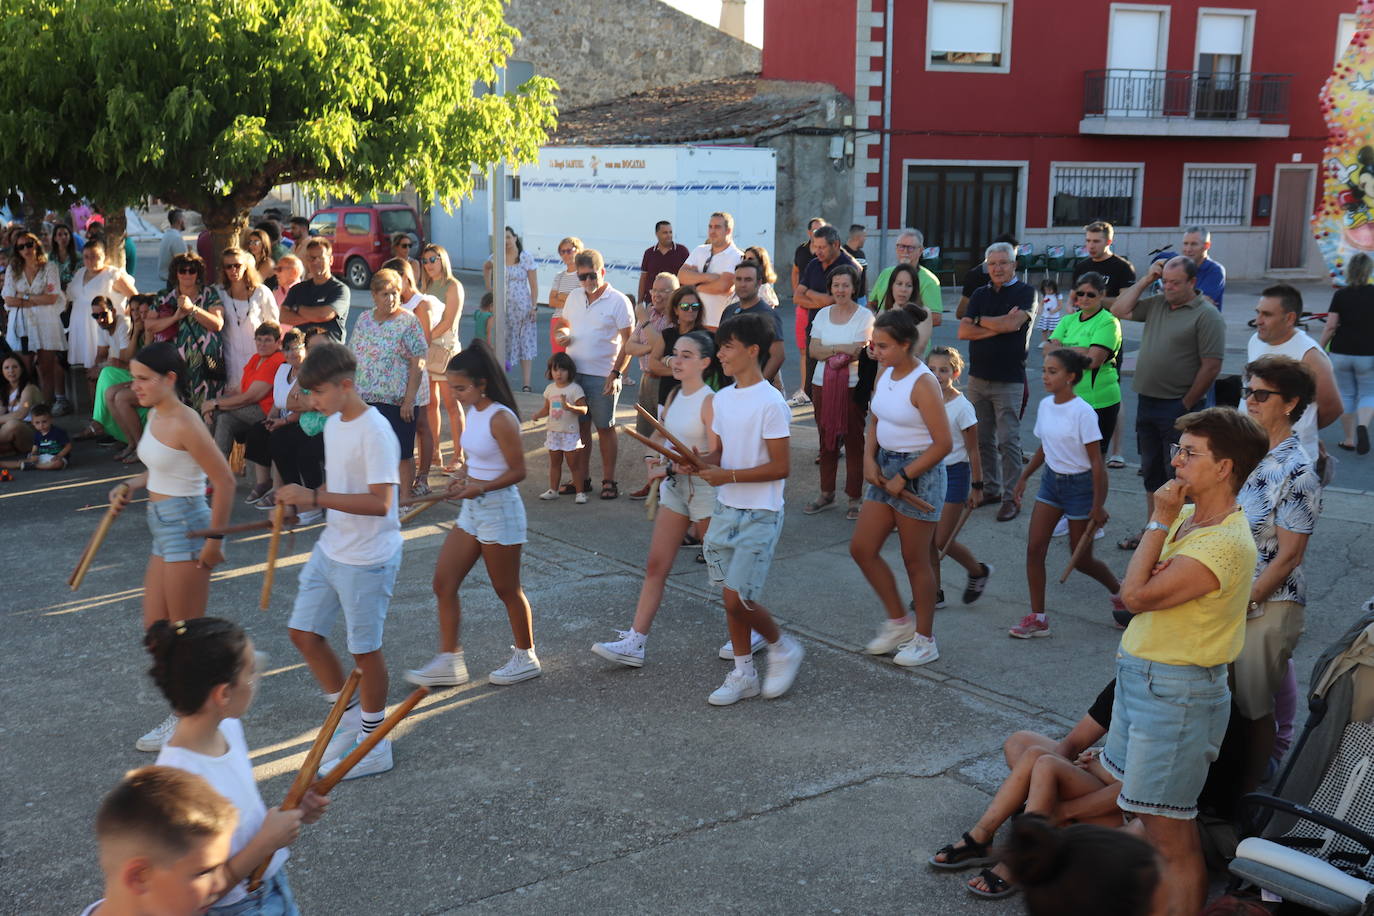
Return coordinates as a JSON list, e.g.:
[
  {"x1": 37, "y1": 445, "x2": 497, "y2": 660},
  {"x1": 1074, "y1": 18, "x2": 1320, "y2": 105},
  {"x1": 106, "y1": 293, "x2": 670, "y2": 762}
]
[{"x1": 1270, "y1": 167, "x2": 1314, "y2": 270}]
